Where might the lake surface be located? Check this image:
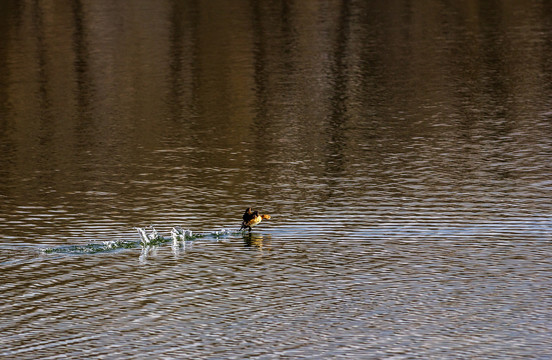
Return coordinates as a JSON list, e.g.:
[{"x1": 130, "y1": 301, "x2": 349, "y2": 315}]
[{"x1": 1, "y1": 0, "x2": 551, "y2": 358}]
